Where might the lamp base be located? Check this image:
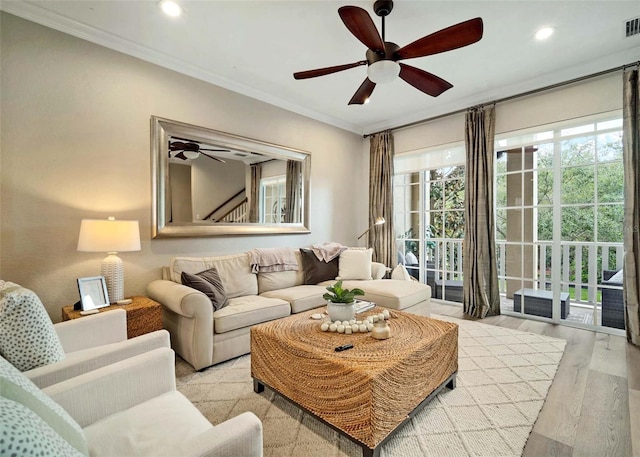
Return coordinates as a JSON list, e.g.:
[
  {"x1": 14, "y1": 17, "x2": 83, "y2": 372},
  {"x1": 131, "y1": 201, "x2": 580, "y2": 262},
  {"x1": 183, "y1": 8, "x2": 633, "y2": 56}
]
[{"x1": 102, "y1": 253, "x2": 124, "y2": 303}]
